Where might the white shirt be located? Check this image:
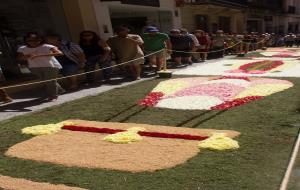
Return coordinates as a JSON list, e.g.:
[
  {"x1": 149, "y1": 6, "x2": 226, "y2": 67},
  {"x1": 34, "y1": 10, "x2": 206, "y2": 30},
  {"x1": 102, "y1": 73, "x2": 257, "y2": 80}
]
[{"x1": 17, "y1": 44, "x2": 62, "y2": 69}]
